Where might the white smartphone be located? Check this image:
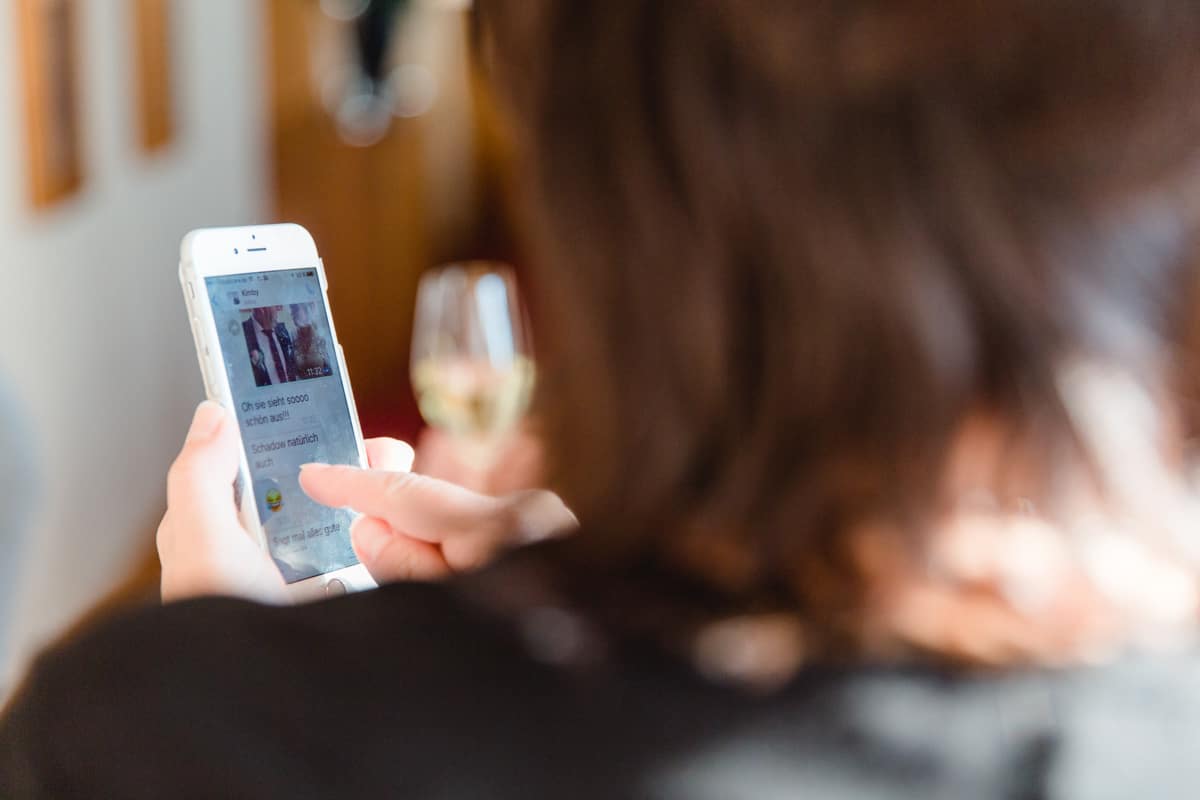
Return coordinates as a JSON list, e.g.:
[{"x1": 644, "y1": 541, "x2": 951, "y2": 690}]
[{"x1": 179, "y1": 223, "x2": 376, "y2": 602}]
